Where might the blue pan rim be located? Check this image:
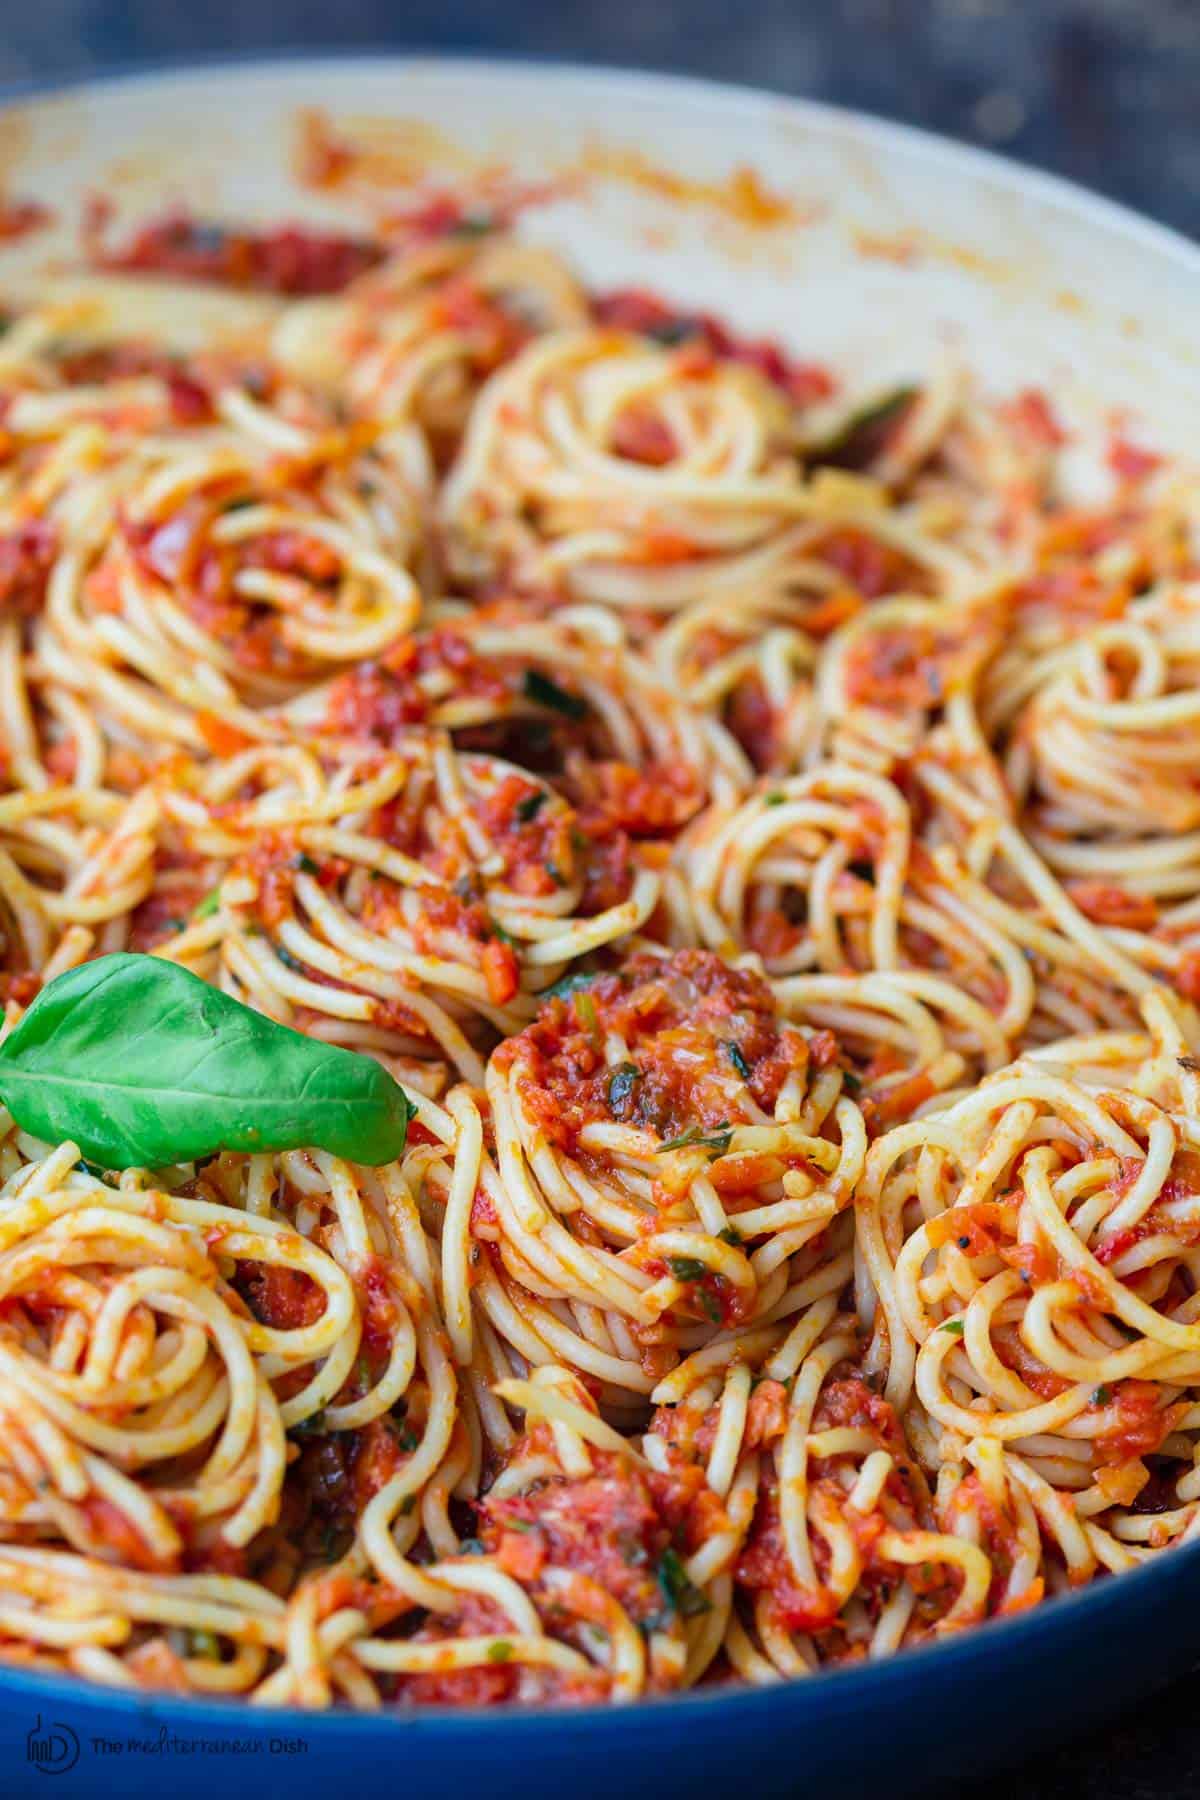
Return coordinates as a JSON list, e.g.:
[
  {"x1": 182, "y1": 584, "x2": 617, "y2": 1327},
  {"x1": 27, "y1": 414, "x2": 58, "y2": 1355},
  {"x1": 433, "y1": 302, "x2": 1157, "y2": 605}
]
[
  {"x1": 0, "y1": 1527, "x2": 1196, "y2": 1731},
  {"x1": 0, "y1": 44, "x2": 1195, "y2": 1733}
]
